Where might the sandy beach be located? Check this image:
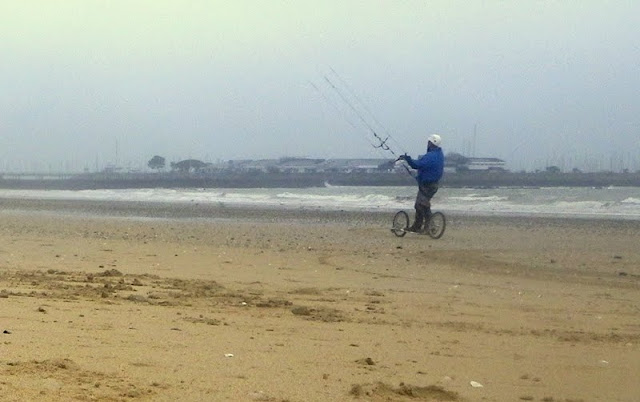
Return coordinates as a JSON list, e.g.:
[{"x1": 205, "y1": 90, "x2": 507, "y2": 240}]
[{"x1": 1, "y1": 200, "x2": 639, "y2": 401}]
